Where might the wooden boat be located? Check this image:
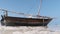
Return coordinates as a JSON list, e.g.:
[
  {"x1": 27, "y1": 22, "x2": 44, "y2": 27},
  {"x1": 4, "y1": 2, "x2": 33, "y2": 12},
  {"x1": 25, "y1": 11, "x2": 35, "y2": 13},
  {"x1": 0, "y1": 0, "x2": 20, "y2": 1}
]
[
  {"x1": 1, "y1": 15, "x2": 52, "y2": 26},
  {"x1": 0, "y1": 0, "x2": 52, "y2": 26}
]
